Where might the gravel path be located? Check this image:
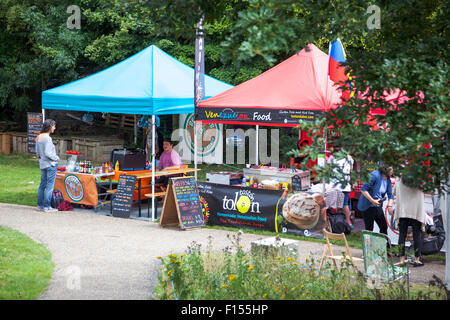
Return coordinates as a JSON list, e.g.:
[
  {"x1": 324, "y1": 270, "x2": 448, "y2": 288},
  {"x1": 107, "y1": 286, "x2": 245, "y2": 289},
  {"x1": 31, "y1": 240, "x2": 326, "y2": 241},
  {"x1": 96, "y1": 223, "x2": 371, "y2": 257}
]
[{"x1": 0, "y1": 203, "x2": 445, "y2": 299}]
